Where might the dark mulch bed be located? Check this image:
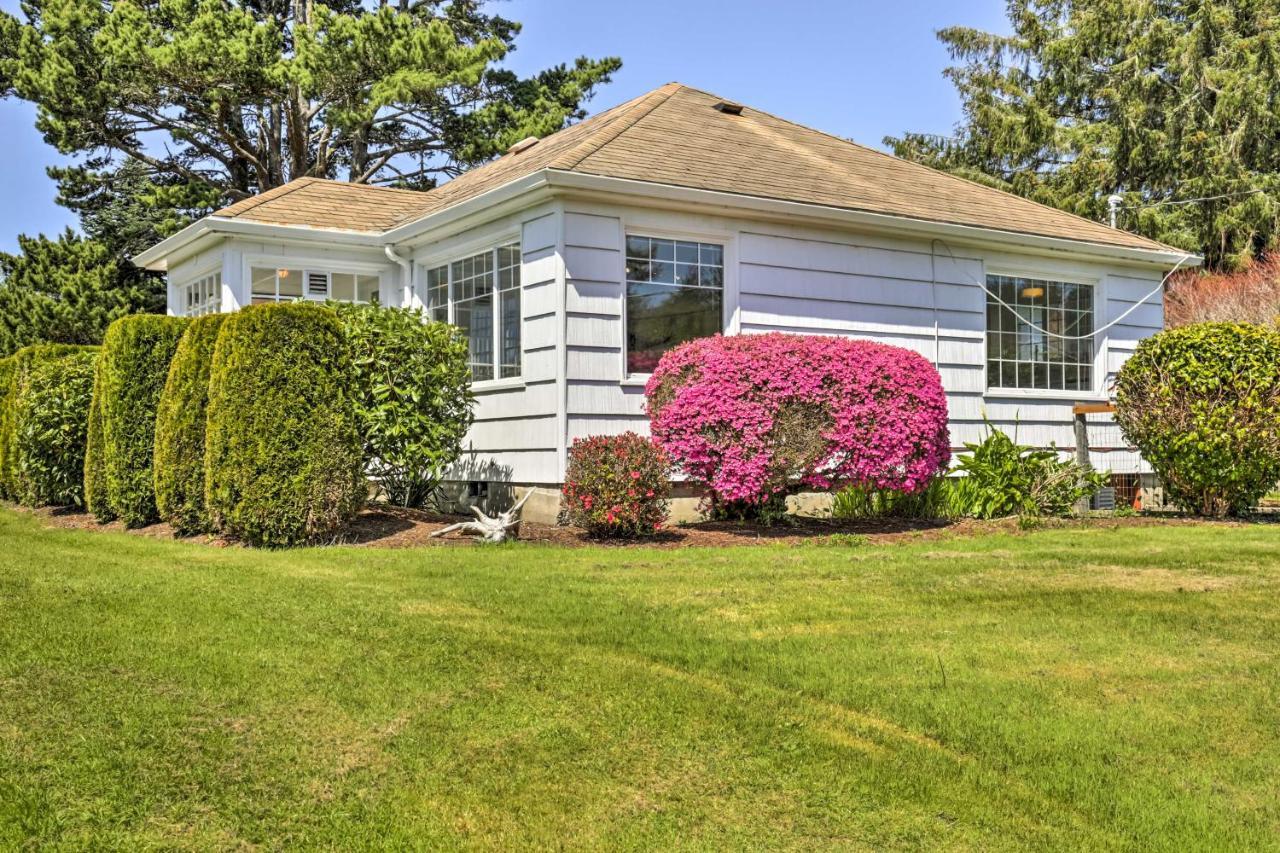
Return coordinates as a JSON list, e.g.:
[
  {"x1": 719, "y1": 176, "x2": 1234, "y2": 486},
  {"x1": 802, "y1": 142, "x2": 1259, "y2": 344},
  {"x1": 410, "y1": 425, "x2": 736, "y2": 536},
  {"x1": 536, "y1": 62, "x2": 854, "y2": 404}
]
[{"x1": 11, "y1": 502, "x2": 1242, "y2": 549}]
